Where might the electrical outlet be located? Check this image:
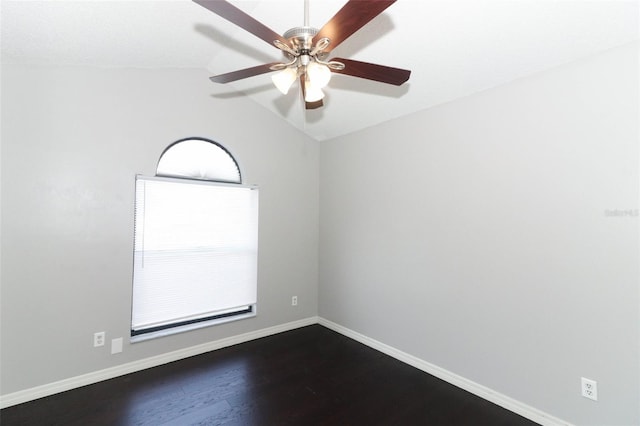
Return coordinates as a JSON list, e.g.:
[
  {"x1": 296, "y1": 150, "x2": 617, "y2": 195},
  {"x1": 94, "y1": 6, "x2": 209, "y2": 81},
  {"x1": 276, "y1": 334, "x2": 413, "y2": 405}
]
[
  {"x1": 291, "y1": 296, "x2": 298, "y2": 306},
  {"x1": 581, "y1": 377, "x2": 598, "y2": 401},
  {"x1": 93, "y1": 332, "x2": 105, "y2": 347}
]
